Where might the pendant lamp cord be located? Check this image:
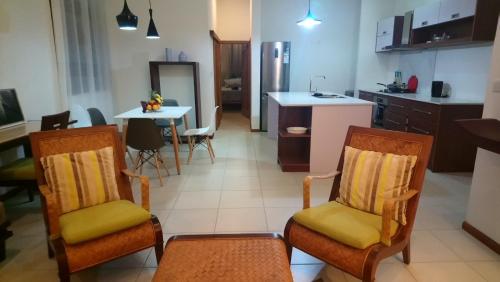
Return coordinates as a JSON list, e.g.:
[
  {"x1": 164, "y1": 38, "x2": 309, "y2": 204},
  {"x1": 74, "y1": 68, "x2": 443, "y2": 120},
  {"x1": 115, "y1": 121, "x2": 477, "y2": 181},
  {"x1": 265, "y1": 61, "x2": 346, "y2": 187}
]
[{"x1": 149, "y1": 0, "x2": 153, "y2": 16}]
